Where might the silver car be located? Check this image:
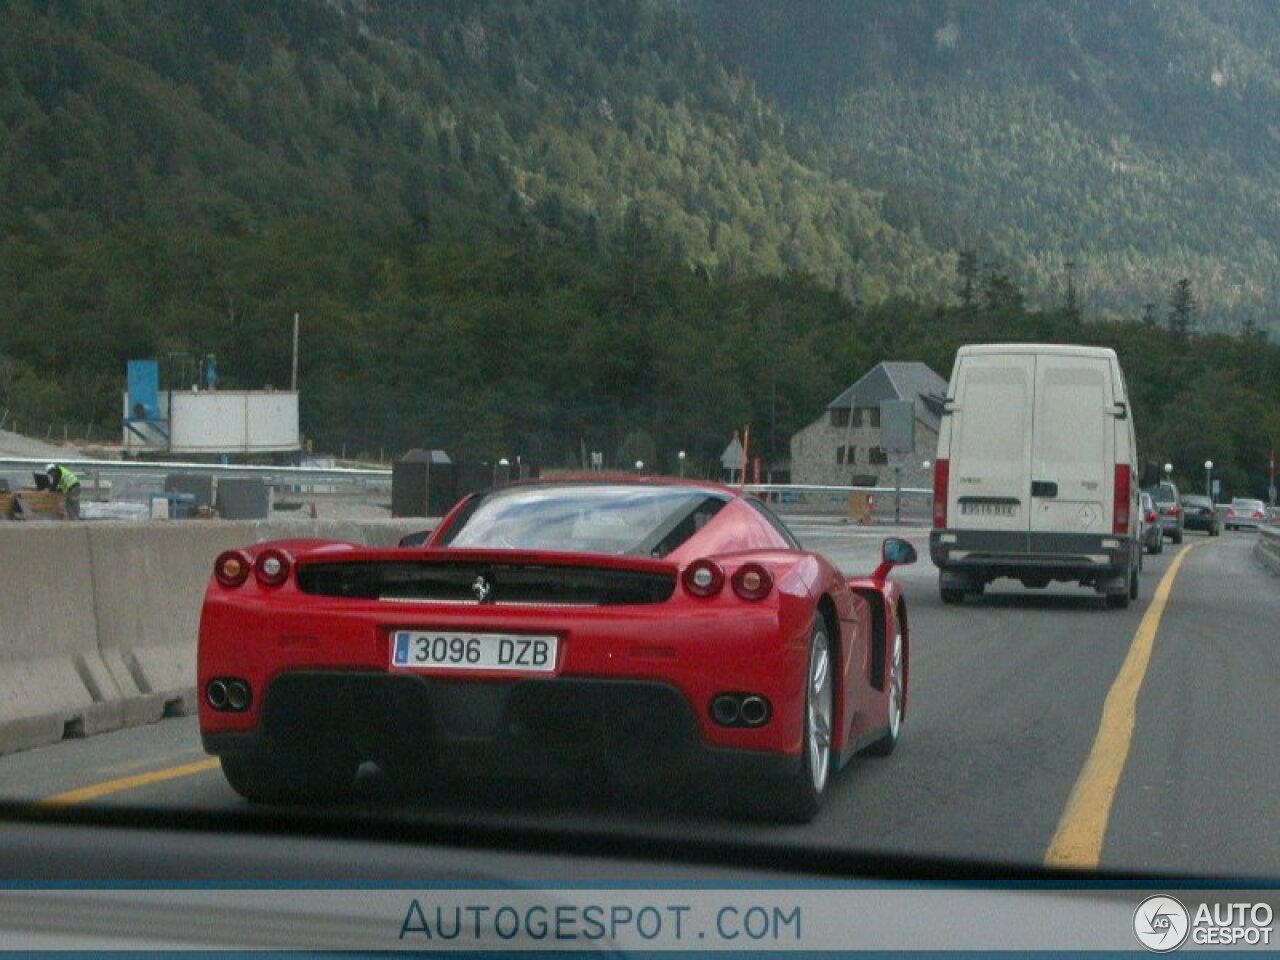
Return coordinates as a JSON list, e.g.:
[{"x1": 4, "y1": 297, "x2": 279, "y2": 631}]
[
  {"x1": 1224, "y1": 498, "x2": 1271, "y2": 531},
  {"x1": 1140, "y1": 491, "x2": 1164, "y2": 554}
]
